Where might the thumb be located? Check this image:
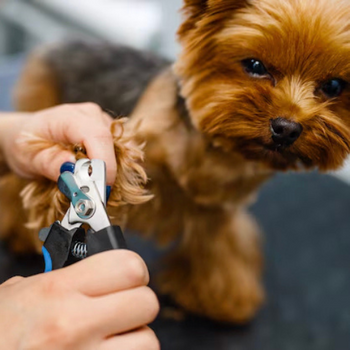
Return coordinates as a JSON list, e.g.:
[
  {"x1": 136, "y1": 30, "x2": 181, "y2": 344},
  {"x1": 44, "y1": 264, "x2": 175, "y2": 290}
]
[{"x1": 32, "y1": 147, "x2": 76, "y2": 182}]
